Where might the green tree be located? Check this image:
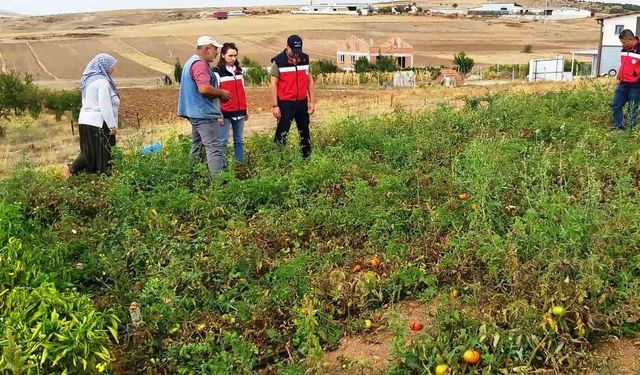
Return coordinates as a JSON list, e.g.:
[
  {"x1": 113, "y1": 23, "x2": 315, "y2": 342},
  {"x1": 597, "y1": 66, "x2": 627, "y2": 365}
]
[
  {"x1": 174, "y1": 58, "x2": 183, "y2": 84},
  {"x1": 0, "y1": 71, "x2": 37, "y2": 118},
  {"x1": 354, "y1": 56, "x2": 372, "y2": 73},
  {"x1": 374, "y1": 55, "x2": 397, "y2": 72},
  {"x1": 453, "y1": 51, "x2": 474, "y2": 74},
  {"x1": 44, "y1": 90, "x2": 82, "y2": 121},
  {"x1": 310, "y1": 59, "x2": 339, "y2": 77}
]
